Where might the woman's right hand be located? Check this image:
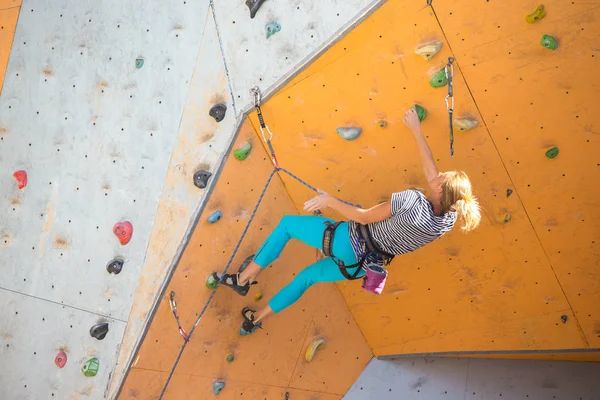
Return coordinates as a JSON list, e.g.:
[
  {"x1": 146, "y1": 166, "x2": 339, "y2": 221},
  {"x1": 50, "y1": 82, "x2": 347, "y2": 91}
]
[{"x1": 402, "y1": 108, "x2": 422, "y2": 134}]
